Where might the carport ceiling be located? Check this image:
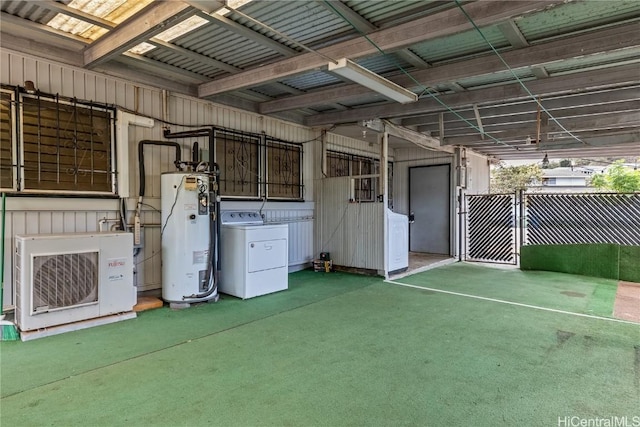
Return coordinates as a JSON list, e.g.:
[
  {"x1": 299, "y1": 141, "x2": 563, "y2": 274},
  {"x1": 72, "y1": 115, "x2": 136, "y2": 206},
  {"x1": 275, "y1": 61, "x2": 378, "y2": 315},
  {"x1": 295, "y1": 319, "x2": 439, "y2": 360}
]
[{"x1": 1, "y1": 0, "x2": 639, "y2": 160}]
